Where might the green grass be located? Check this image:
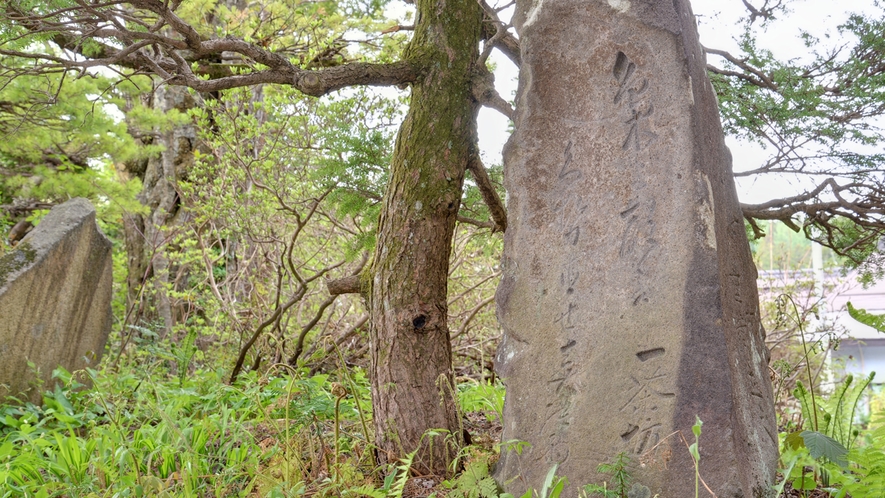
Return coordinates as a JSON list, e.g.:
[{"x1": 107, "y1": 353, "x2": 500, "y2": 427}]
[
  {"x1": 0, "y1": 356, "x2": 379, "y2": 496},
  {"x1": 0, "y1": 339, "x2": 512, "y2": 497},
  {"x1": 5, "y1": 335, "x2": 885, "y2": 498}
]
